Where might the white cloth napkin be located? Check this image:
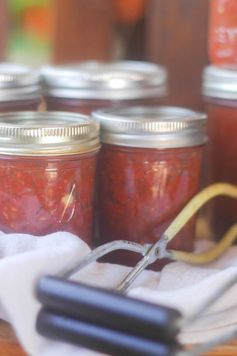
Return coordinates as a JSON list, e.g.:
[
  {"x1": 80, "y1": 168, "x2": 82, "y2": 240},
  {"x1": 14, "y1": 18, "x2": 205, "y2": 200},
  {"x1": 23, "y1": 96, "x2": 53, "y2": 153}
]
[{"x1": 0, "y1": 231, "x2": 237, "y2": 355}]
